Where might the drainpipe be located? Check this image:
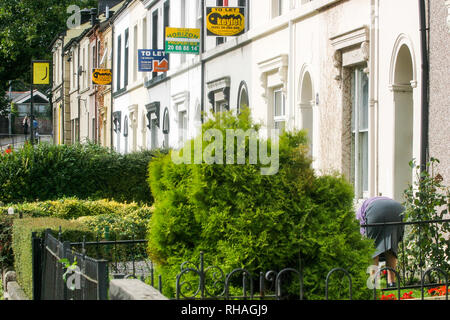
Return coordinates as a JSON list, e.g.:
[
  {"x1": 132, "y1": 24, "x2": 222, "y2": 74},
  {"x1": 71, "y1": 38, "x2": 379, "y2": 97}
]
[
  {"x1": 61, "y1": 36, "x2": 66, "y2": 144},
  {"x1": 77, "y1": 40, "x2": 82, "y2": 144},
  {"x1": 288, "y1": 20, "x2": 294, "y2": 131},
  {"x1": 200, "y1": 0, "x2": 205, "y2": 124},
  {"x1": 8, "y1": 80, "x2": 12, "y2": 136},
  {"x1": 110, "y1": 20, "x2": 115, "y2": 150},
  {"x1": 370, "y1": 0, "x2": 380, "y2": 196},
  {"x1": 418, "y1": 0, "x2": 429, "y2": 173}
]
